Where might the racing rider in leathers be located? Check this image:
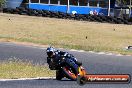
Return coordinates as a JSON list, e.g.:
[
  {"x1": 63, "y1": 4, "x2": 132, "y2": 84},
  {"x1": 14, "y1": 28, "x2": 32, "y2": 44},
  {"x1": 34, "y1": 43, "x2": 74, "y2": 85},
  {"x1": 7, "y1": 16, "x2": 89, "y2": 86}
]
[{"x1": 46, "y1": 46, "x2": 82, "y2": 70}]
